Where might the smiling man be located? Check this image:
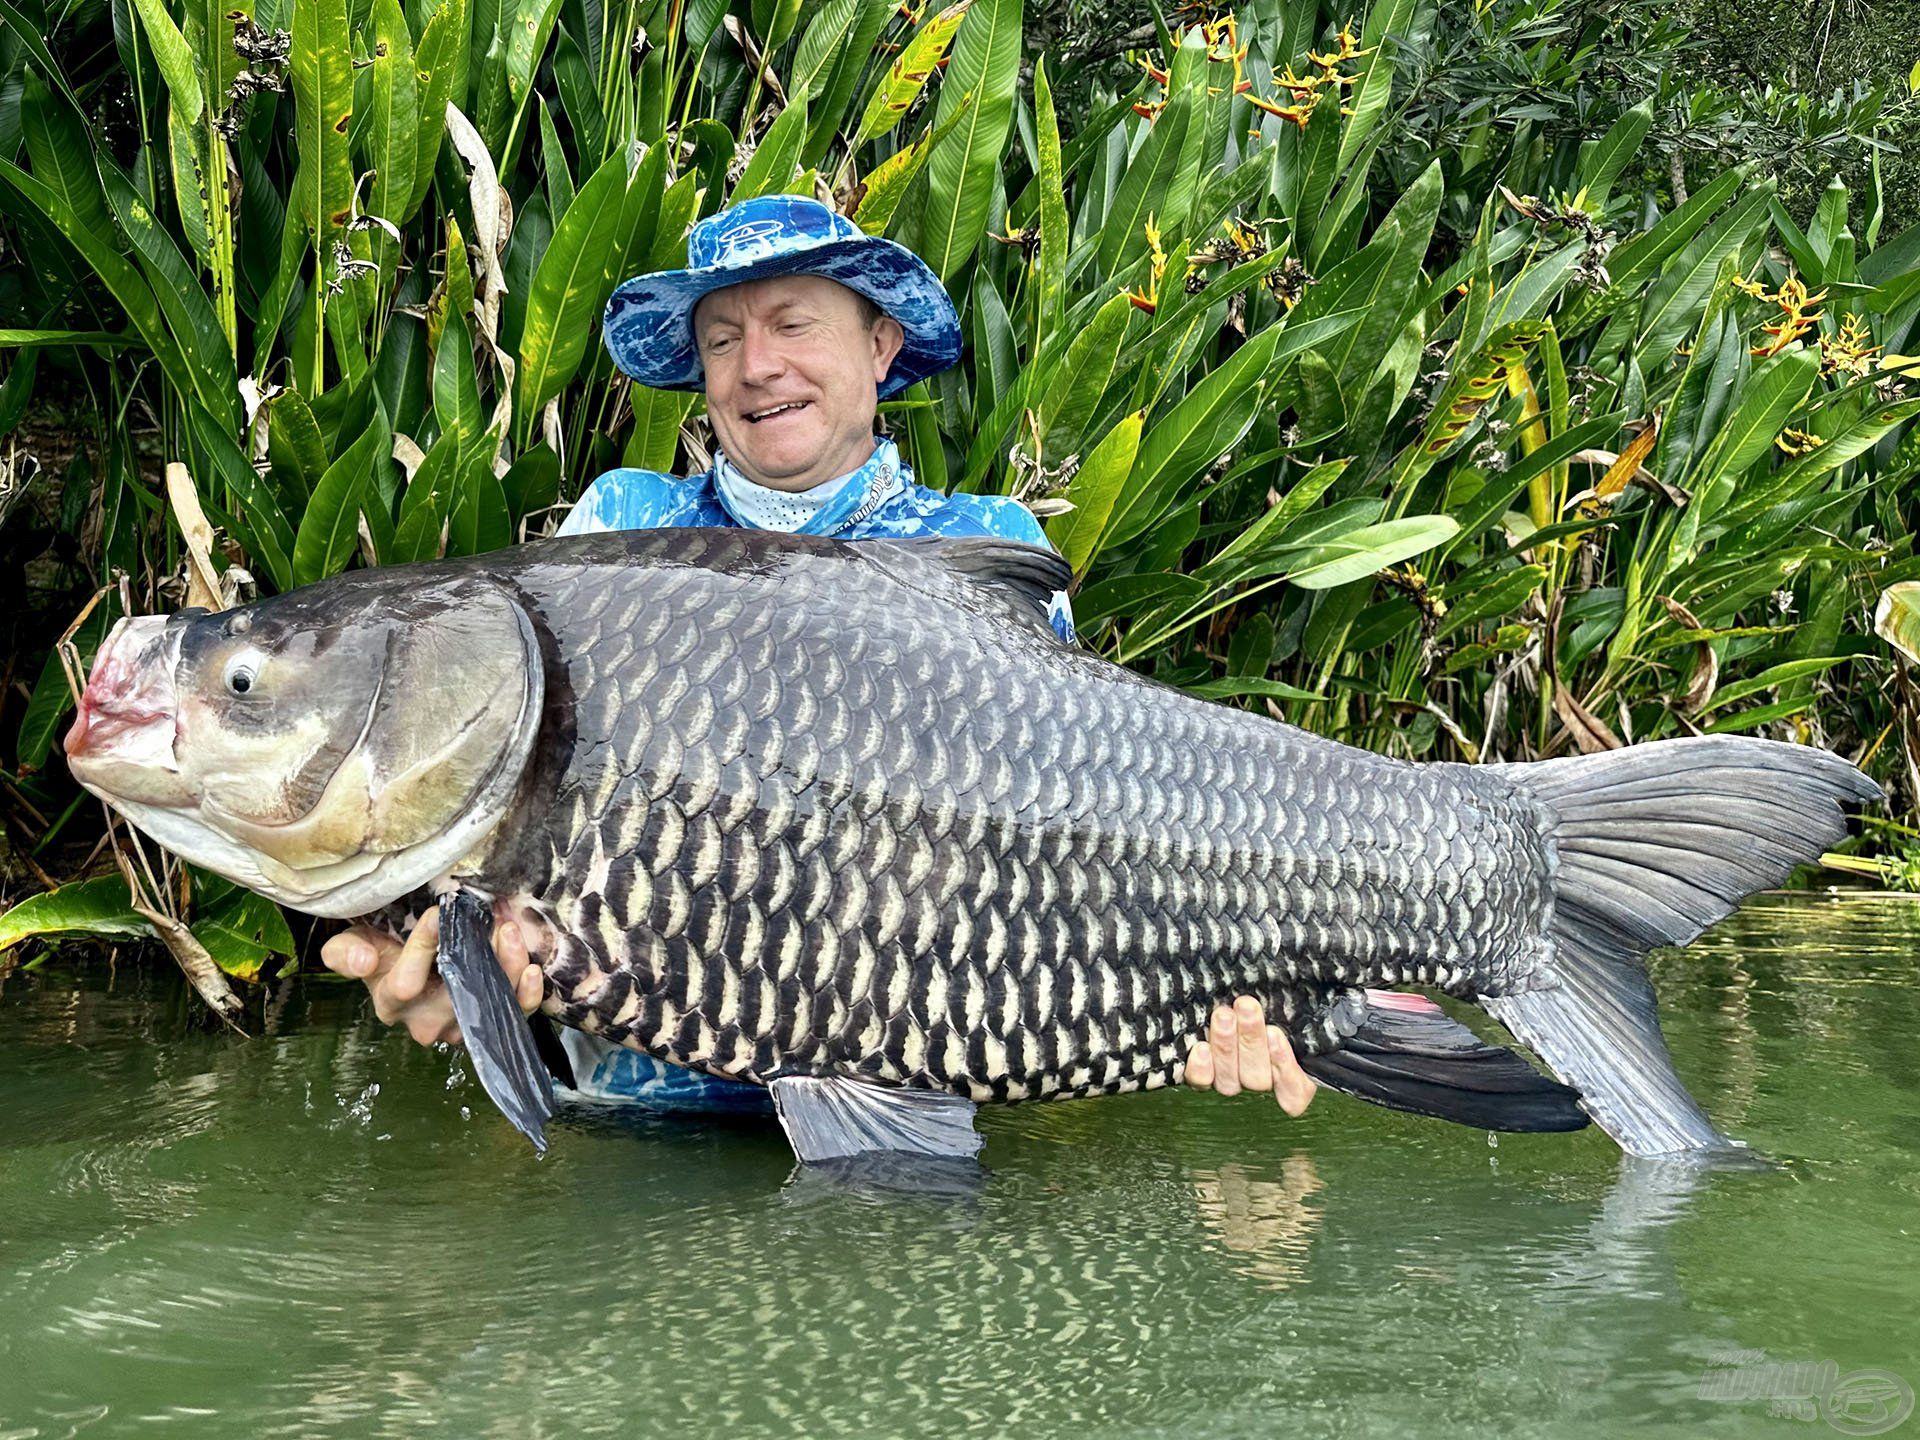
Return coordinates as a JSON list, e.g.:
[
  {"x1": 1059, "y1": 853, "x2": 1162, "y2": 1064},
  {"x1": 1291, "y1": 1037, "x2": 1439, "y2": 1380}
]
[{"x1": 320, "y1": 196, "x2": 1317, "y2": 1124}]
